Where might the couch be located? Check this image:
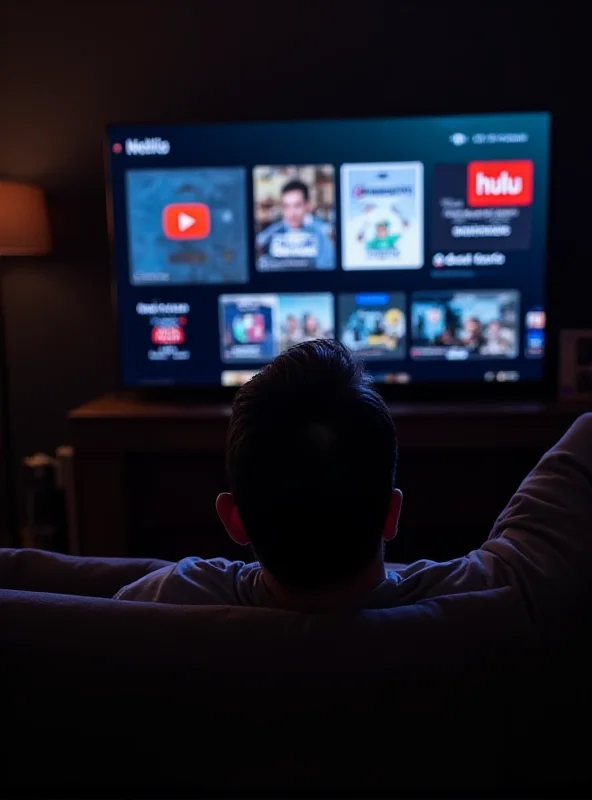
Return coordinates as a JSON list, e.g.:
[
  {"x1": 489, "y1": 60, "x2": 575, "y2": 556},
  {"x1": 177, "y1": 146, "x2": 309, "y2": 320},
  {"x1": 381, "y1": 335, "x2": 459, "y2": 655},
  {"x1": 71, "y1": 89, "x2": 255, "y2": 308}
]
[{"x1": 0, "y1": 548, "x2": 589, "y2": 796}]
